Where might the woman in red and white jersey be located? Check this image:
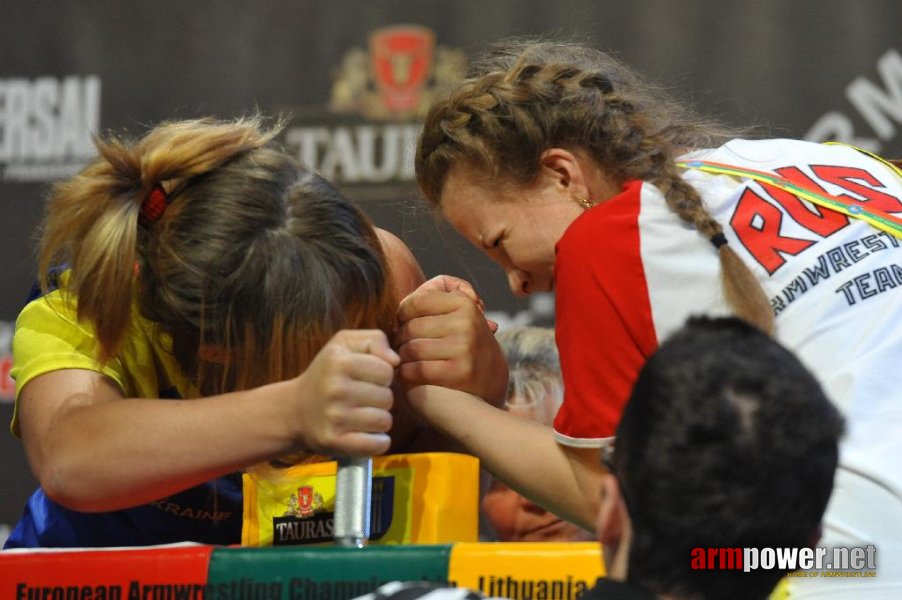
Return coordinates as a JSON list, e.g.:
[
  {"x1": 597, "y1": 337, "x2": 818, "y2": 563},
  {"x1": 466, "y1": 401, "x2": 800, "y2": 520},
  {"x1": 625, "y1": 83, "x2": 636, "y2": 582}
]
[{"x1": 397, "y1": 39, "x2": 902, "y2": 599}]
